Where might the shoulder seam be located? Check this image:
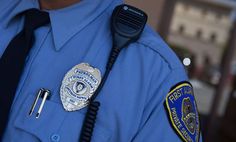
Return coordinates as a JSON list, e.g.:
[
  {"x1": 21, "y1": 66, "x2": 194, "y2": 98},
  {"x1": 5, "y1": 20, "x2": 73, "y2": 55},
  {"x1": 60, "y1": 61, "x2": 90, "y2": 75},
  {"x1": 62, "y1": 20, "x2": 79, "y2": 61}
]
[{"x1": 136, "y1": 40, "x2": 180, "y2": 70}]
